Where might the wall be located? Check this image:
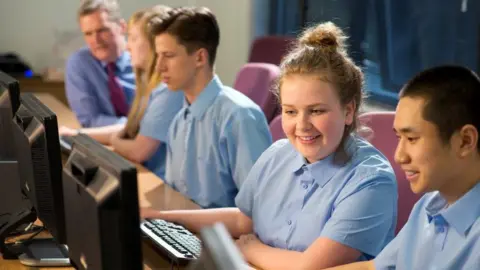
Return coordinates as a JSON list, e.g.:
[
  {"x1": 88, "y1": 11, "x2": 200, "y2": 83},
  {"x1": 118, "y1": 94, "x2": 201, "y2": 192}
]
[{"x1": 0, "y1": 0, "x2": 260, "y2": 86}]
